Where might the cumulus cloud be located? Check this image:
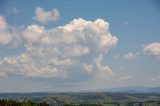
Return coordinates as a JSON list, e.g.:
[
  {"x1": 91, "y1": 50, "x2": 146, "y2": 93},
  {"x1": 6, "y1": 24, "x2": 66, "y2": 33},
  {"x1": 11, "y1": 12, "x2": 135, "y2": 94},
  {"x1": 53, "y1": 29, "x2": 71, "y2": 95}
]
[
  {"x1": 33, "y1": 6, "x2": 60, "y2": 24},
  {"x1": 0, "y1": 15, "x2": 20, "y2": 47},
  {"x1": 123, "y1": 52, "x2": 141, "y2": 60},
  {"x1": 0, "y1": 15, "x2": 11, "y2": 45},
  {"x1": 0, "y1": 18, "x2": 117, "y2": 82},
  {"x1": 124, "y1": 52, "x2": 135, "y2": 60},
  {"x1": 143, "y1": 42, "x2": 160, "y2": 58}
]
